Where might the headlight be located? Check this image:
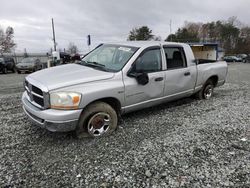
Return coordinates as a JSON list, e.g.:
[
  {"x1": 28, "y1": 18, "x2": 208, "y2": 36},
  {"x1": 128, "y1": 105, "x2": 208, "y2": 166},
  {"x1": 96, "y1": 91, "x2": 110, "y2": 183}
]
[{"x1": 50, "y1": 92, "x2": 82, "y2": 110}]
